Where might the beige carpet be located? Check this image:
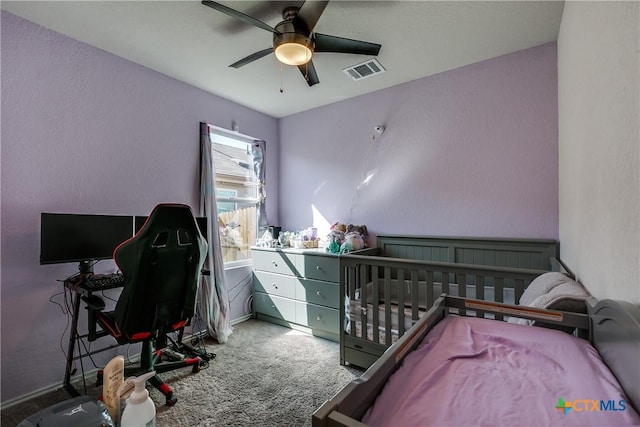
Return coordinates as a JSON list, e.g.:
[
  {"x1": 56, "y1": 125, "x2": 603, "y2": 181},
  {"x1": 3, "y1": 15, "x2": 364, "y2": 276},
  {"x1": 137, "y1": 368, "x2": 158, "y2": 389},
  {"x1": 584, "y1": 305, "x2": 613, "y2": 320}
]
[{"x1": 2, "y1": 319, "x2": 363, "y2": 427}]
